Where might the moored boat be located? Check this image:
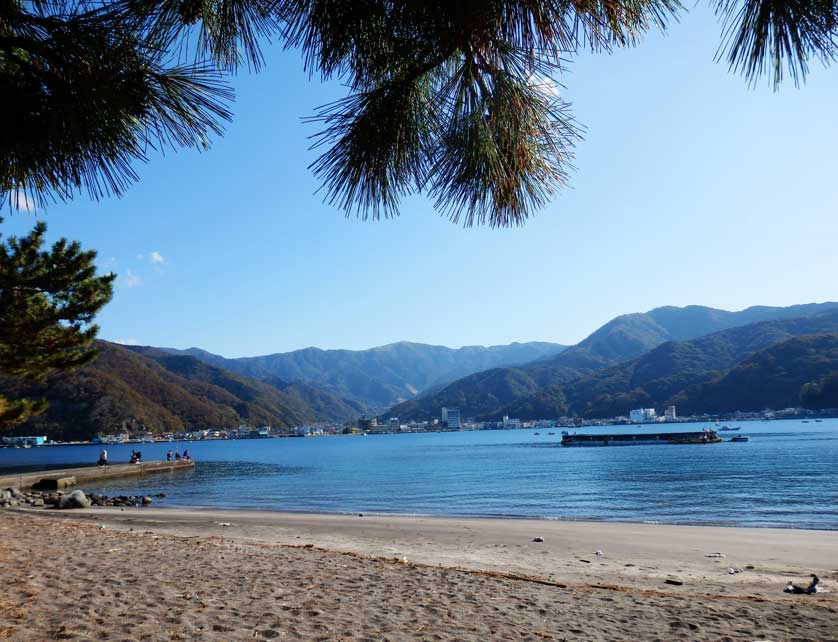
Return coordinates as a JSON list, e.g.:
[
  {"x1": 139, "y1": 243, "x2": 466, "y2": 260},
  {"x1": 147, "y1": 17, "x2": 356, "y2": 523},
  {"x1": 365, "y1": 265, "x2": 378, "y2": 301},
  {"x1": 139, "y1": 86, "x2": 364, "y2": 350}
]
[
  {"x1": 730, "y1": 435, "x2": 750, "y2": 442},
  {"x1": 560, "y1": 429, "x2": 721, "y2": 447}
]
